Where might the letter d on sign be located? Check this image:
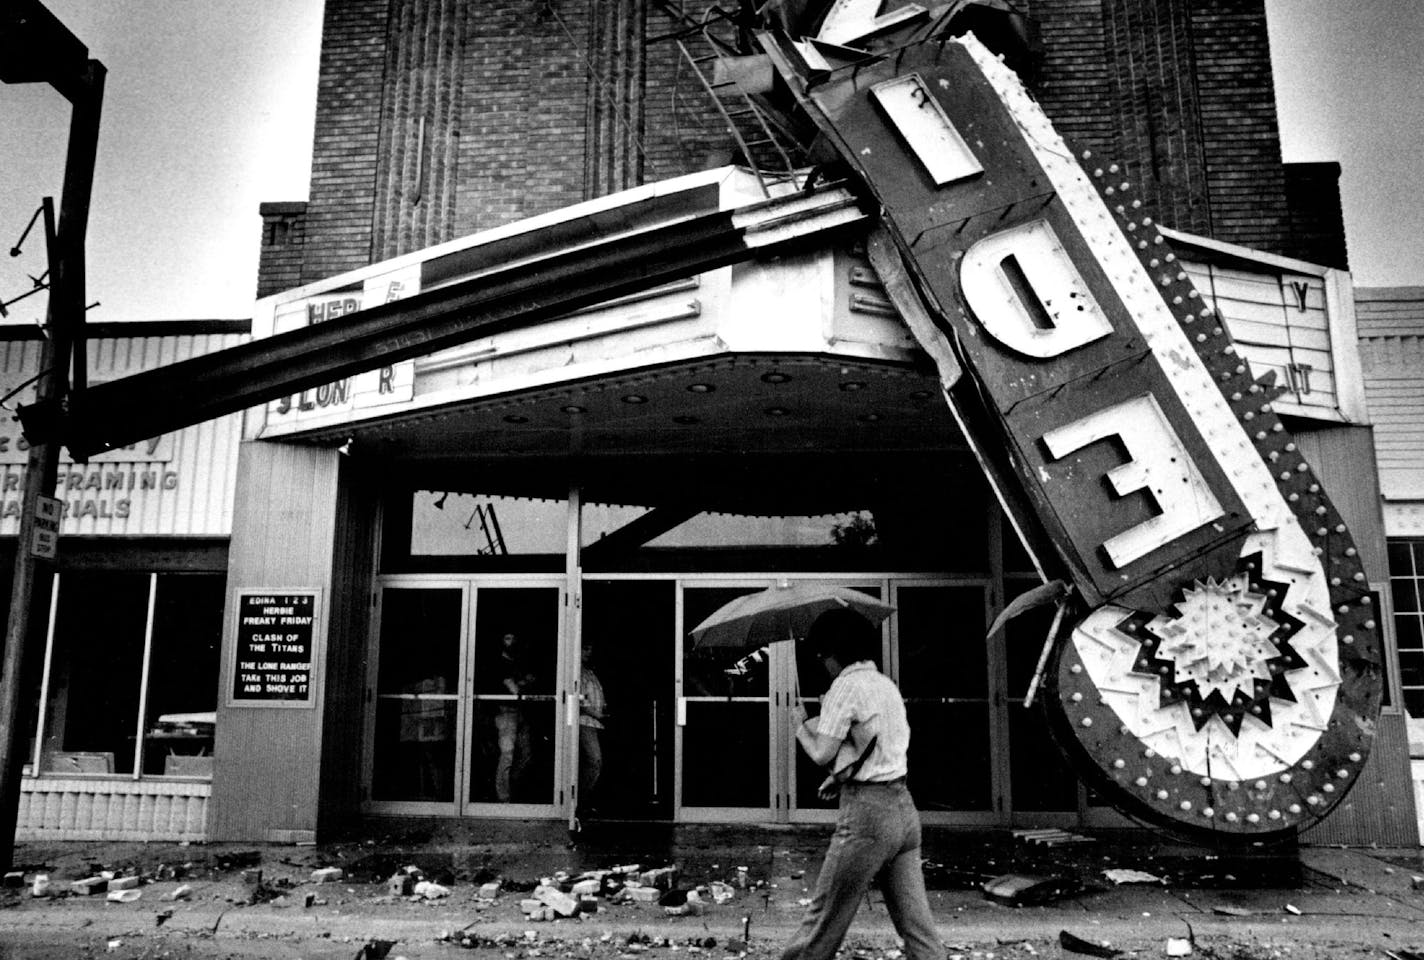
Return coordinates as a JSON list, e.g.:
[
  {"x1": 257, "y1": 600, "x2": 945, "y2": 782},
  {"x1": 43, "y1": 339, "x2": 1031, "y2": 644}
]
[
  {"x1": 1042, "y1": 394, "x2": 1224, "y2": 568},
  {"x1": 960, "y1": 219, "x2": 1114, "y2": 358}
]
